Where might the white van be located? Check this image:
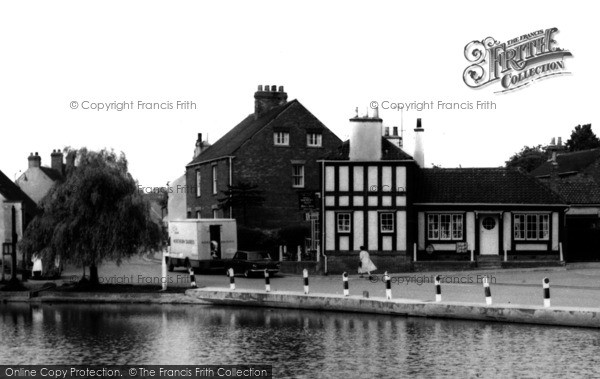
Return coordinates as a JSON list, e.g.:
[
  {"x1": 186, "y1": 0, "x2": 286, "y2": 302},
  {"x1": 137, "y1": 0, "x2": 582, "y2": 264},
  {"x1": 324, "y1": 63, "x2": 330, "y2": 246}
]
[{"x1": 167, "y1": 219, "x2": 237, "y2": 272}]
